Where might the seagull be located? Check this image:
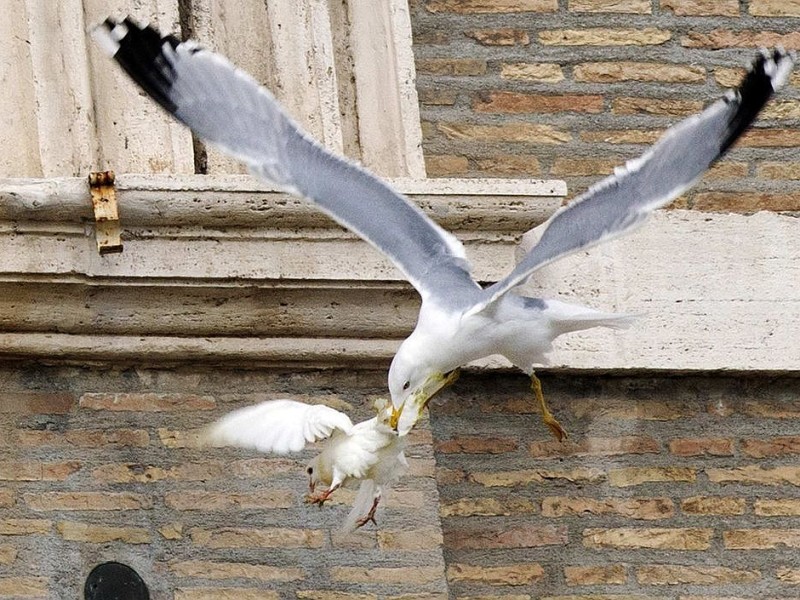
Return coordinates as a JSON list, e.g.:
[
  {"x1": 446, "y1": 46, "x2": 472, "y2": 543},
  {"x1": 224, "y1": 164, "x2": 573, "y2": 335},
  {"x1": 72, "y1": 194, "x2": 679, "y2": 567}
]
[
  {"x1": 203, "y1": 397, "x2": 406, "y2": 530},
  {"x1": 93, "y1": 18, "x2": 793, "y2": 439}
]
